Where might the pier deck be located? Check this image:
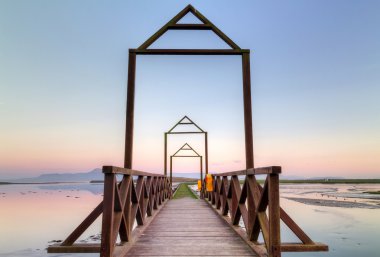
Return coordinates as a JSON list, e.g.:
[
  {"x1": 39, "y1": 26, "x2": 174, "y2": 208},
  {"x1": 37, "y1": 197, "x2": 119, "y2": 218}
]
[{"x1": 125, "y1": 197, "x2": 257, "y2": 256}]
